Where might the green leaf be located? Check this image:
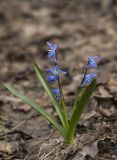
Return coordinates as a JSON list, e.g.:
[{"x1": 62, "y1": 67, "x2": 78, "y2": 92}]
[
  {"x1": 71, "y1": 88, "x2": 83, "y2": 117},
  {"x1": 34, "y1": 63, "x2": 67, "y2": 130},
  {"x1": 68, "y1": 79, "x2": 96, "y2": 143},
  {"x1": 60, "y1": 96, "x2": 69, "y2": 130},
  {"x1": 3, "y1": 84, "x2": 66, "y2": 139}
]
